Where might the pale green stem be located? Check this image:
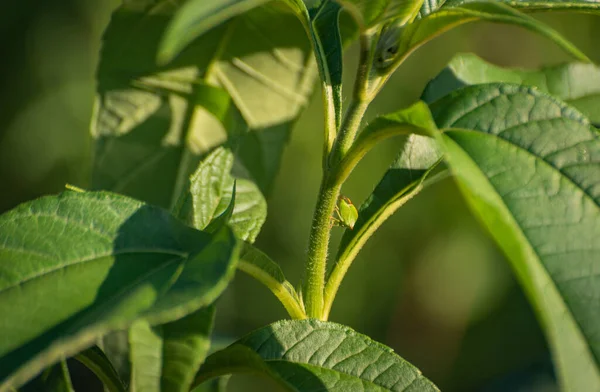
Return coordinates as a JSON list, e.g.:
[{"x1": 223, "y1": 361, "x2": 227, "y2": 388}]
[
  {"x1": 238, "y1": 261, "x2": 307, "y2": 320},
  {"x1": 60, "y1": 360, "x2": 74, "y2": 392},
  {"x1": 321, "y1": 81, "x2": 338, "y2": 169},
  {"x1": 330, "y1": 99, "x2": 370, "y2": 164},
  {"x1": 328, "y1": 31, "x2": 374, "y2": 167}
]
